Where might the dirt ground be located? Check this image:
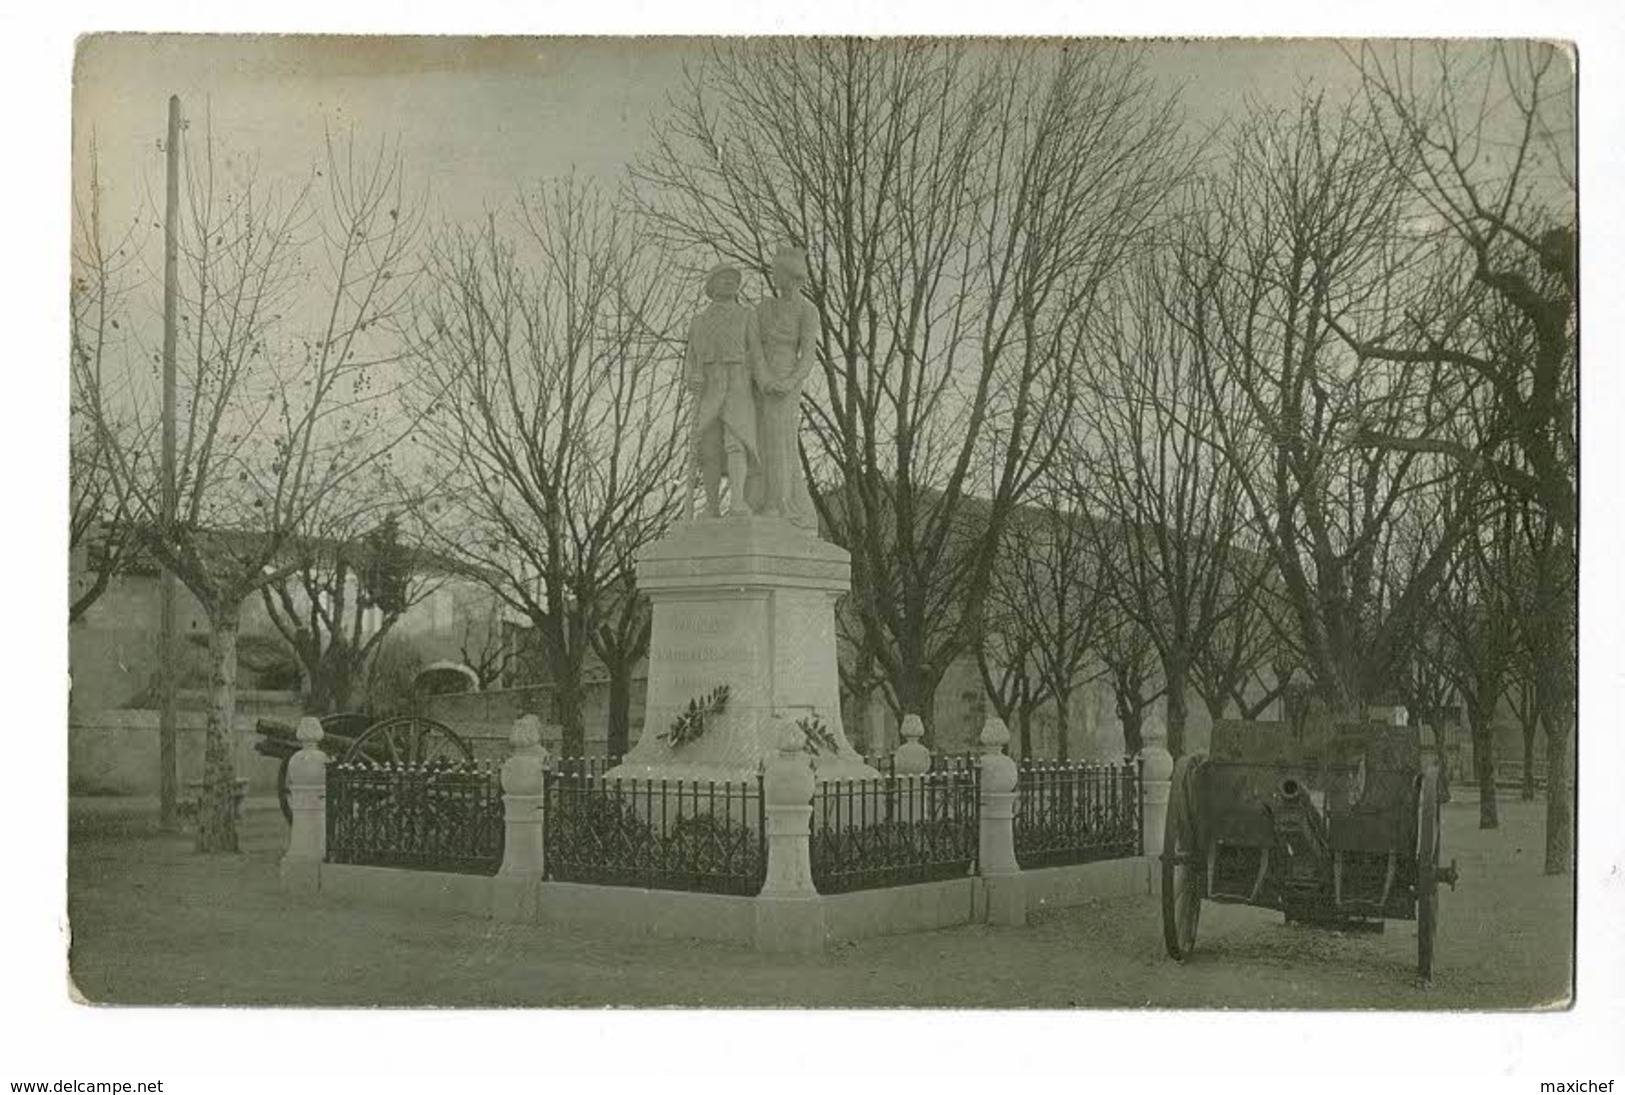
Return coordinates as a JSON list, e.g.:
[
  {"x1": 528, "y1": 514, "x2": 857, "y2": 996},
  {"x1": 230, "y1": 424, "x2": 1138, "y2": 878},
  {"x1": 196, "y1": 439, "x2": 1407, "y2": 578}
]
[{"x1": 65, "y1": 793, "x2": 1573, "y2": 1009}]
